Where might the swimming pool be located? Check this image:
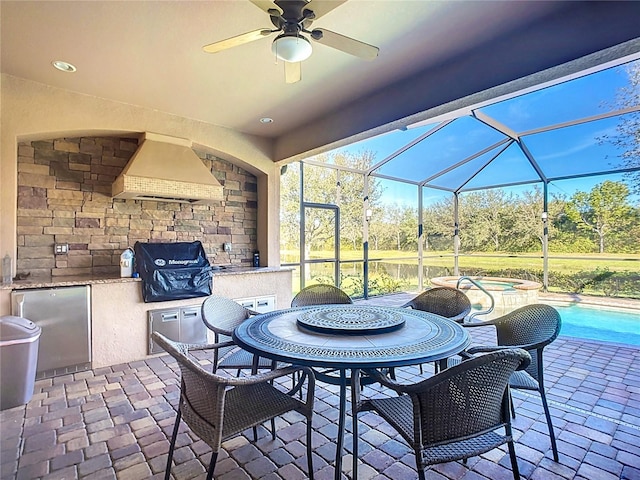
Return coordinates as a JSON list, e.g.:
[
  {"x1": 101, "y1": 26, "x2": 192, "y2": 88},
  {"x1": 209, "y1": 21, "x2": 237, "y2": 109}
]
[{"x1": 548, "y1": 303, "x2": 640, "y2": 347}]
